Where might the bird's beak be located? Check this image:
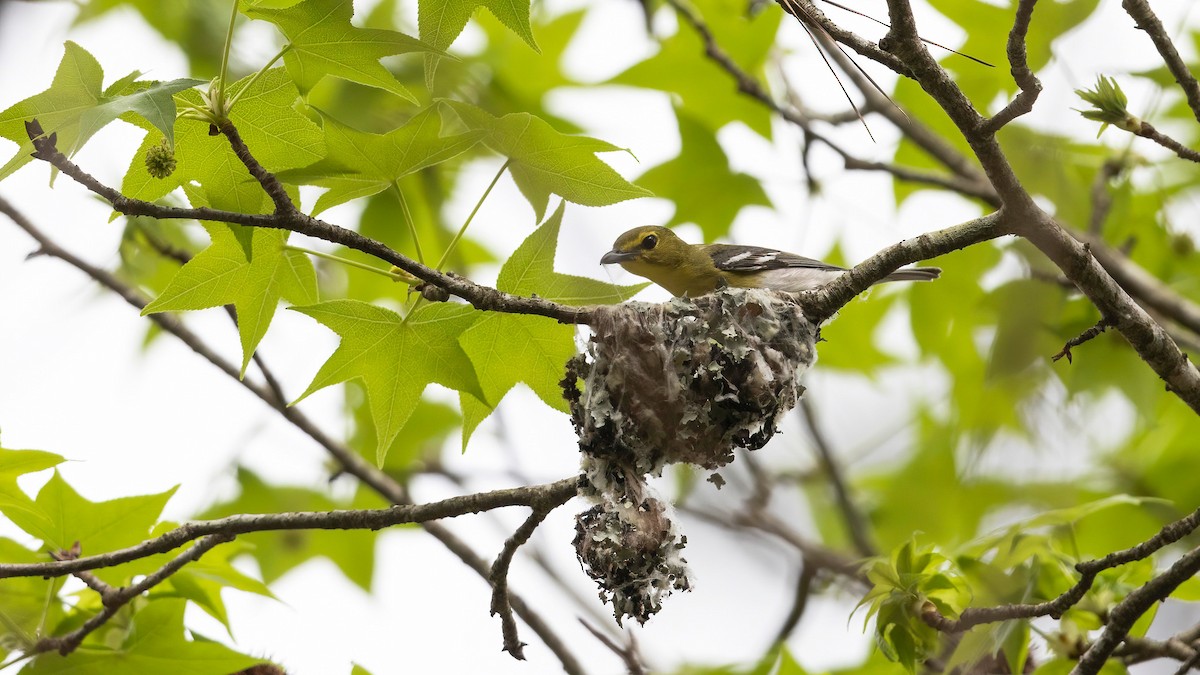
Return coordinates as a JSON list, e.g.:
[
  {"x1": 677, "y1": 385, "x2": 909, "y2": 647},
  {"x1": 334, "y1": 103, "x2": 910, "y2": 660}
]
[{"x1": 600, "y1": 249, "x2": 637, "y2": 265}]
